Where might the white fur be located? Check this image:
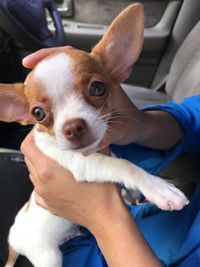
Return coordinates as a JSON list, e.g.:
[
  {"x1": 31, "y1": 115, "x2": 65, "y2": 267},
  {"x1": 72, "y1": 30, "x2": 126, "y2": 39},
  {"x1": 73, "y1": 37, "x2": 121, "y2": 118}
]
[
  {"x1": 7, "y1": 126, "x2": 189, "y2": 267},
  {"x1": 8, "y1": 193, "x2": 79, "y2": 267},
  {"x1": 34, "y1": 53, "x2": 74, "y2": 102}
]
